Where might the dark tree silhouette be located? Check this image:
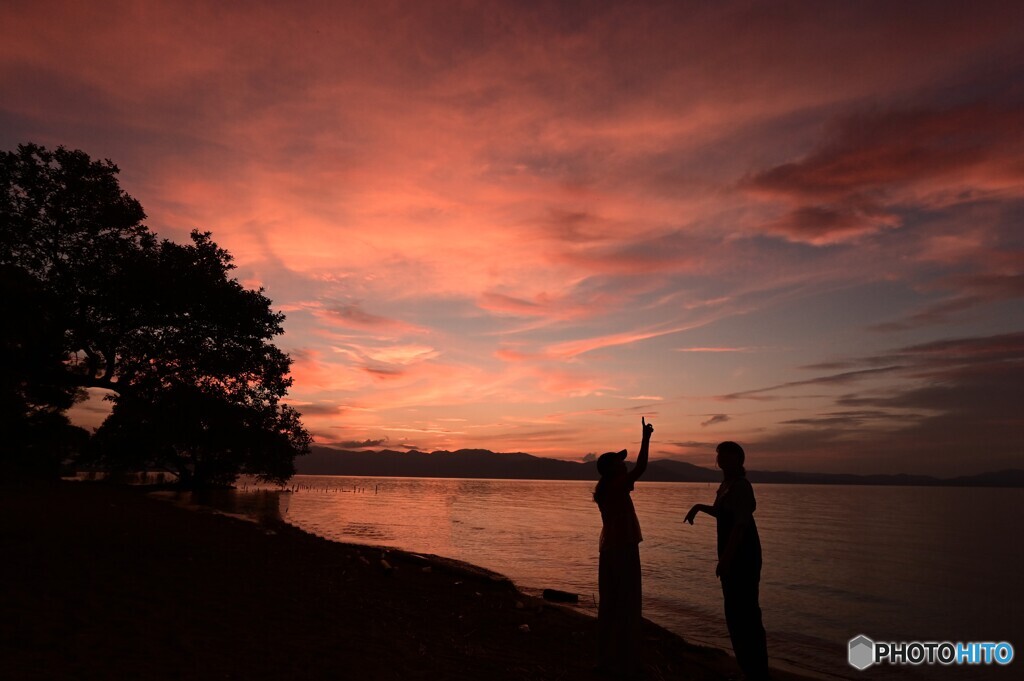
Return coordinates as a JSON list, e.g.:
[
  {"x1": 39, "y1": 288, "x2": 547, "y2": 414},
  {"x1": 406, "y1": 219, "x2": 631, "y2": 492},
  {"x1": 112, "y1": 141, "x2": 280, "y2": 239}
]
[
  {"x1": 1, "y1": 143, "x2": 310, "y2": 485},
  {"x1": 91, "y1": 384, "x2": 309, "y2": 487},
  {"x1": 0, "y1": 265, "x2": 89, "y2": 475}
]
